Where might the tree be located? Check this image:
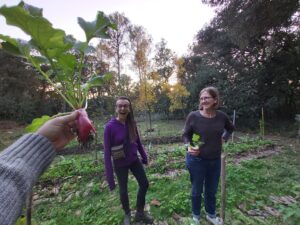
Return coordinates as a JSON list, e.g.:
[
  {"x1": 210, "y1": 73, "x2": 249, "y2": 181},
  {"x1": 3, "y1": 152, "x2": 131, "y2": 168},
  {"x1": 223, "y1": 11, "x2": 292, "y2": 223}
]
[
  {"x1": 98, "y1": 12, "x2": 131, "y2": 95},
  {"x1": 153, "y1": 38, "x2": 175, "y2": 82},
  {"x1": 135, "y1": 80, "x2": 157, "y2": 130},
  {"x1": 150, "y1": 39, "x2": 176, "y2": 118},
  {"x1": 184, "y1": 0, "x2": 300, "y2": 126},
  {"x1": 129, "y1": 25, "x2": 155, "y2": 128},
  {"x1": 129, "y1": 25, "x2": 152, "y2": 82},
  {"x1": 165, "y1": 83, "x2": 190, "y2": 116},
  {"x1": 0, "y1": 50, "x2": 61, "y2": 122}
]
